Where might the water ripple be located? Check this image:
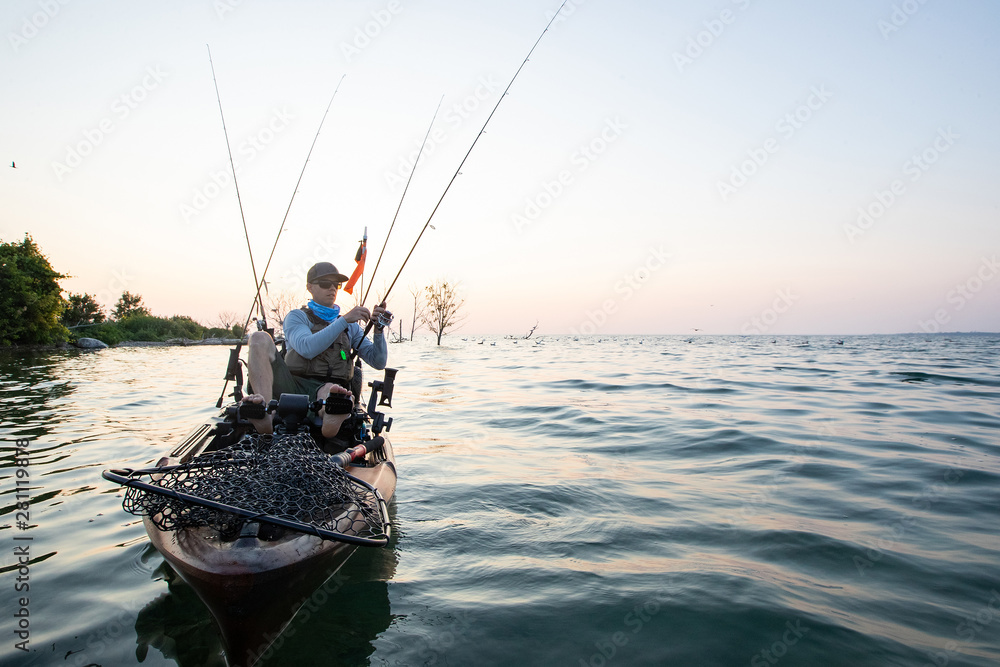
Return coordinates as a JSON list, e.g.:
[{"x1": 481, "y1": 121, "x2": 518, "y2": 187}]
[{"x1": 1, "y1": 336, "x2": 999, "y2": 666}]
